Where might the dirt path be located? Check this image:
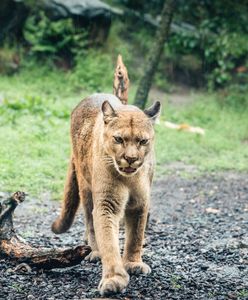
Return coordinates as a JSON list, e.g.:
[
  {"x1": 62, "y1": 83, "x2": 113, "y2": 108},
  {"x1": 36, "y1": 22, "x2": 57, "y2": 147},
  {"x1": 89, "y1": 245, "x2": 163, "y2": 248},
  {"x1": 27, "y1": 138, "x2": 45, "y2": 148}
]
[{"x1": 0, "y1": 171, "x2": 248, "y2": 300}]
